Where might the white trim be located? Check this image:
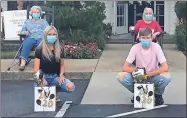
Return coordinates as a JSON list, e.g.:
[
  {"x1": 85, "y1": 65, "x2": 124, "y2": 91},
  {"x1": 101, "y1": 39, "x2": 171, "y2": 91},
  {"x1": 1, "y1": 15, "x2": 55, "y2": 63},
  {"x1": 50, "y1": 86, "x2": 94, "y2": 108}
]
[
  {"x1": 113, "y1": 1, "x2": 117, "y2": 35},
  {"x1": 107, "y1": 105, "x2": 168, "y2": 117},
  {"x1": 54, "y1": 101, "x2": 72, "y2": 117}
]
